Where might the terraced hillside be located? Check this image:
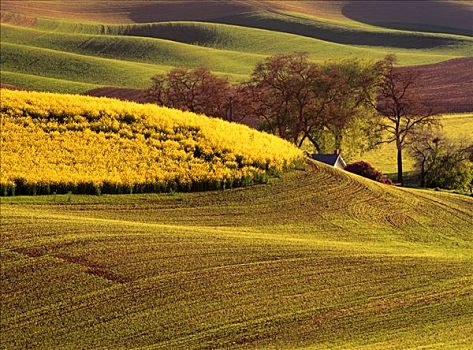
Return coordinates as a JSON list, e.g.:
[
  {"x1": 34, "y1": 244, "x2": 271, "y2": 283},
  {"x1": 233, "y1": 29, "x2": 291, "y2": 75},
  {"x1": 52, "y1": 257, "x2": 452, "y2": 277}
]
[
  {"x1": 2, "y1": 163, "x2": 473, "y2": 349},
  {"x1": 1, "y1": 0, "x2": 472, "y2": 94}
]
